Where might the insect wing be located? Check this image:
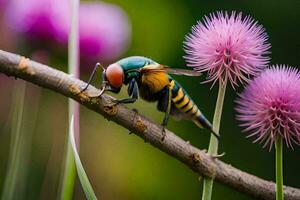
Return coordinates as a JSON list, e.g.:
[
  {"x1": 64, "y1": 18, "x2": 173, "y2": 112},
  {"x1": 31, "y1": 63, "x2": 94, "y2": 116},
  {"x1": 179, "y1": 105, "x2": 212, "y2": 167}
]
[
  {"x1": 140, "y1": 64, "x2": 202, "y2": 77},
  {"x1": 139, "y1": 64, "x2": 164, "y2": 74},
  {"x1": 164, "y1": 68, "x2": 202, "y2": 77}
]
